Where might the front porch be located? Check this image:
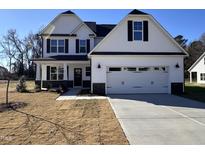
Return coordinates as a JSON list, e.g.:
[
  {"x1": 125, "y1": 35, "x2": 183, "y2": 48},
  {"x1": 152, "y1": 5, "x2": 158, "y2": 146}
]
[{"x1": 35, "y1": 60, "x2": 91, "y2": 90}]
